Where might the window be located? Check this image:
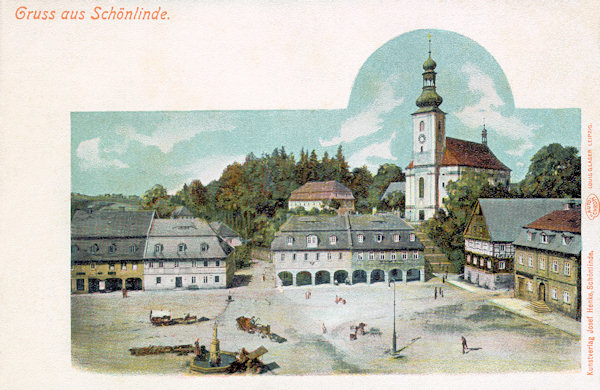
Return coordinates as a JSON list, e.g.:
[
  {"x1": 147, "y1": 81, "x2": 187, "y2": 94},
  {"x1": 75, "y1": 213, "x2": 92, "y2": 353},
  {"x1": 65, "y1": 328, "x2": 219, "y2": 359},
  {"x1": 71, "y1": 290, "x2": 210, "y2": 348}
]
[
  {"x1": 204, "y1": 260, "x2": 208, "y2": 267},
  {"x1": 358, "y1": 253, "x2": 363, "y2": 260},
  {"x1": 129, "y1": 245, "x2": 137, "y2": 254},
  {"x1": 154, "y1": 243, "x2": 163, "y2": 255},
  {"x1": 527, "y1": 280, "x2": 533, "y2": 291},
  {"x1": 159, "y1": 261, "x2": 163, "y2": 268},
  {"x1": 306, "y1": 235, "x2": 318, "y2": 247},
  {"x1": 201, "y1": 243, "x2": 209, "y2": 252},
  {"x1": 518, "y1": 255, "x2": 524, "y2": 265},
  {"x1": 564, "y1": 262, "x2": 571, "y2": 276},
  {"x1": 217, "y1": 260, "x2": 221, "y2": 267},
  {"x1": 391, "y1": 253, "x2": 397, "y2": 260},
  {"x1": 109, "y1": 243, "x2": 117, "y2": 253},
  {"x1": 156, "y1": 277, "x2": 161, "y2": 284},
  {"x1": 499, "y1": 244, "x2": 505, "y2": 251},
  {"x1": 192, "y1": 260, "x2": 196, "y2": 267},
  {"x1": 528, "y1": 256, "x2": 533, "y2": 268},
  {"x1": 71, "y1": 245, "x2": 79, "y2": 254},
  {"x1": 121, "y1": 263, "x2": 126, "y2": 270},
  {"x1": 539, "y1": 258, "x2": 546, "y2": 270},
  {"x1": 541, "y1": 233, "x2": 548, "y2": 244},
  {"x1": 178, "y1": 243, "x2": 187, "y2": 253},
  {"x1": 393, "y1": 234, "x2": 400, "y2": 242},
  {"x1": 368, "y1": 252, "x2": 374, "y2": 260},
  {"x1": 280, "y1": 253, "x2": 285, "y2": 262},
  {"x1": 563, "y1": 291, "x2": 571, "y2": 303},
  {"x1": 413, "y1": 251, "x2": 419, "y2": 259},
  {"x1": 292, "y1": 253, "x2": 297, "y2": 261},
  {"x1": 527, "y1": 231, "x2": 533, "y2": 241},
  {"x1": 499, "y1": 261, "x2": 505, "y2": 270},
  {"x1": 409, "y1": 233, "x2": 415, "y2": 242},
  {"x1": 174, "y1": 261, "x2": 179, "y2": 268},
  {"x1": 379, "y1": 253, "x2": 385, "y2": 260},
  {"x1": 329, "y1": 236, "x2": 337, "y2": 245},
  {"x1": 466, "y1": 254, "x2": 471, "y2": 263},
  {"x1": 552, "y1": 260, "x2": 559, "y2": 273},
  {"x1": 132, "y1": 263, "x2": 137, "y2": 270},
  {"x1": 203, "y1": 276, "x2": 208, "y2": 283},
  {"x1": 327, "y1": 253, "x2": 332, "y2": 260},
  {"x1": 376, "y1": 234, "x2": 384, "y2": 243},
  {"x1": 419, "y1": 121, "x2": 424, "y2": 132},
  {"x1": 358, "y1": 234, "x2": 364, "y2": 243},
  {"x1": 109, "y1": 263, "x2": 115, "y2": 271},
  {"x1": 473, "y1": 257, "x2": 478, "y2": 266},
  {"x1": 487, "y1": 260, "x2": 492, "y2": 269},
  {"x1": 287, "y1": 236, "x2": 294, "y2": 245},
  {"x1": 315, "y1": 253, "x2": 320, "y2": 261},
  {"x1": 215, "y1": 276, "x2": 220, "y2": 283},
  {"x1": 419, "y1": 178, "x2": 424, "y2": 199},
  {"x1": 338, "y1": 252, "x2": 342, "y2": 260},
  {"x1": 402, "y1": 252, "x2": 408, "y2": 260},
  {"x1": 192, "y1": 276, "x2": 196, "y2": 283},
  {"x1": 147, "y1": 262, "x2": 153, "y2": 268},
  {"x1": 90, "y1": 244, "x2": 99, "y2": 254},
  {"x1": 551, "y1": 288, "x2": 558, "y2": 300},
  {"x1": 562, "y1": 236, "x2": 571, "y2": 245},
  {"x1": 90, "y1": 262, "x2": 96, "y2": 269},
  {"x1": 76, "y1": 279, "x2": 85, "y2": 291},
  {"x1": 304, "y1": 253, "x2": 308, "y2": 261}
]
